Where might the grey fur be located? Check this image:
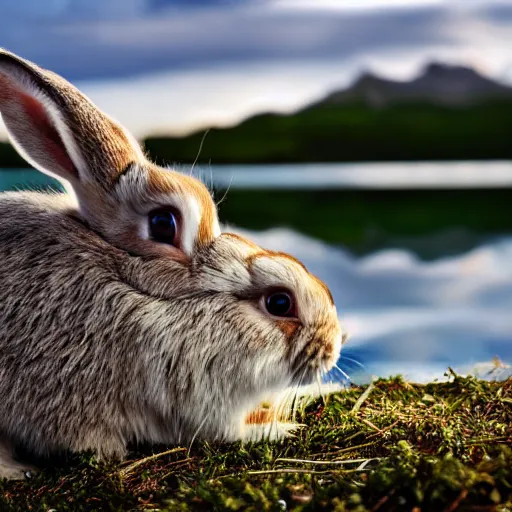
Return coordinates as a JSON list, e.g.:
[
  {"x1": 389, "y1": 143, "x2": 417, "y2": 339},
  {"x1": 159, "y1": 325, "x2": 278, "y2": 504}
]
[
  {"x1": 0, "y1": 50, "x2": 343, "y2": 480},
  {"x1": 0, "y1": 192, "x2": 341, "y2": 479}
]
